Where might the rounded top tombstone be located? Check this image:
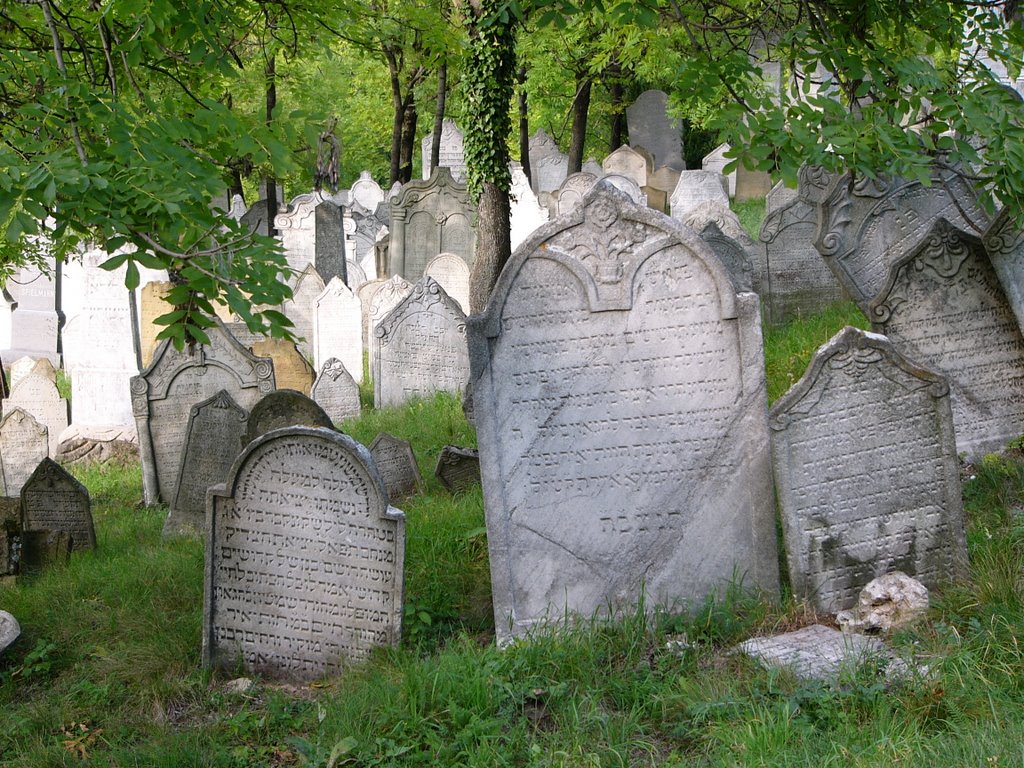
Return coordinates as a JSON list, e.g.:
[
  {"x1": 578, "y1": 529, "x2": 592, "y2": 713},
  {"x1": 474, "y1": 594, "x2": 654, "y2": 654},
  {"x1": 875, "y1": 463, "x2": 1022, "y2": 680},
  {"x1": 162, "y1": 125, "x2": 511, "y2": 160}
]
[{"x1": 242, "y1": 389, "x2": 336, "y2": 449}]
